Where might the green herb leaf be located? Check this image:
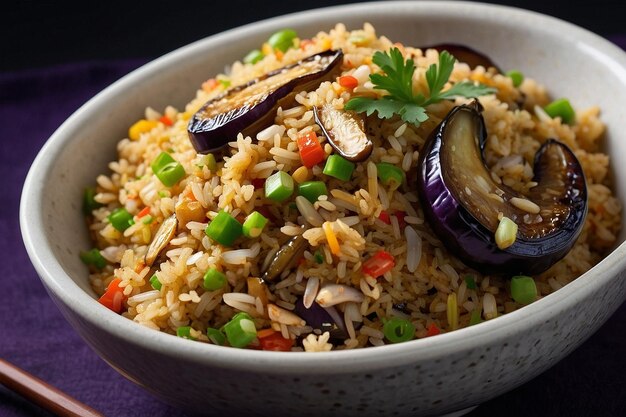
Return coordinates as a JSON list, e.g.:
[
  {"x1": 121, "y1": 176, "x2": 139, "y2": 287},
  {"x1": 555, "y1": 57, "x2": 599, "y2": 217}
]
[
  {"x1": 425, "y1": 50, "x2": 456, "y2": 98},
  {"x1": 371, "y1": 48, "x2": 416, "y2": 102},
  {"x1": 344, "y1": 97, "x2": 404, "y2": 119},
  {"x1": 398, "y1": 102, "x2": 429, "y2": 125},
  {"x1": 437, "y1": 81, "x2": 497, "y2": 101},
  {"x1": 344, "y1": 47, "x2": 496, "y2": 127}
]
